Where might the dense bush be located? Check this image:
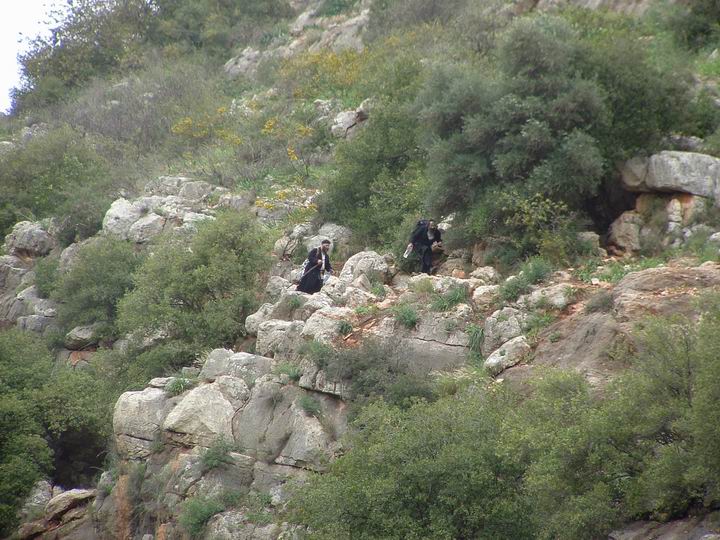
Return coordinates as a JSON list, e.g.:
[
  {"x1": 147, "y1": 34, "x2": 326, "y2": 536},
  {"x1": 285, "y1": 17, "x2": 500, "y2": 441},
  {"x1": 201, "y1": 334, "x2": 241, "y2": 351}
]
[
  {"x1": 0, "y1": 126, "x2": 113, "y2": 240},
  {"x1": 118, "y1": 211, "x2": 271, "y2": 351},
  {"x1": 301, "y1": 340, "x2": 436, "y2": 417},
  {"x1": 53, "y1": 237, "x2": 144, "y2": 337},
  {"x1": 290, "y1": 302, "x2": 720, "y2": 538},
  {"x1": 0, "y1": 330, "x2": 112, "y2": 535}
]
